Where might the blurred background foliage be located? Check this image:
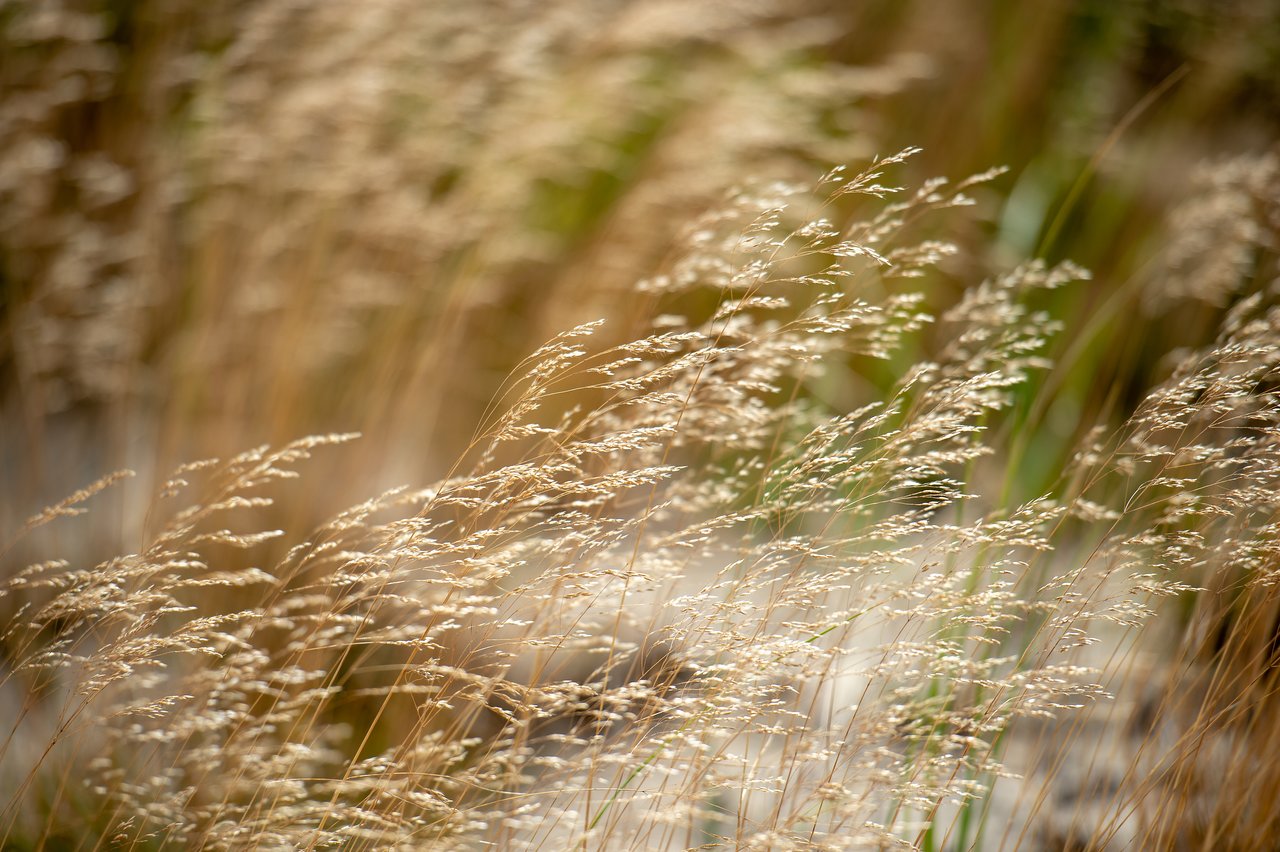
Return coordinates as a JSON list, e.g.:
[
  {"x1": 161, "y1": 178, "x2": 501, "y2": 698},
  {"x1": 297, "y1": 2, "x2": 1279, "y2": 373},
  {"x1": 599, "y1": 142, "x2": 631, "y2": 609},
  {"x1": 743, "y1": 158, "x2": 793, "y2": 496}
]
[{"x1": 2, "y1": 0, "x2": 1279, "y2": 536}]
